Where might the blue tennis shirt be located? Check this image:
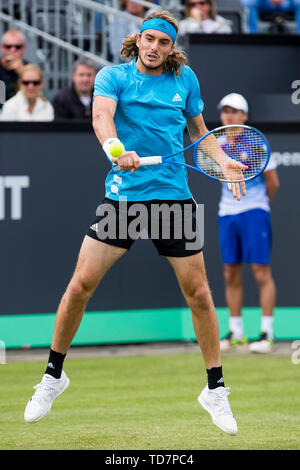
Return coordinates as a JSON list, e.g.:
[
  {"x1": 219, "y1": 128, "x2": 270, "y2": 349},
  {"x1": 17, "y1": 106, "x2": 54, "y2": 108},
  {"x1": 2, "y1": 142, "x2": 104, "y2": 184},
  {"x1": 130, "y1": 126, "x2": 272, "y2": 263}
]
[{"x1": 93, "y1": 58, "x2": 204, "y2": 201}]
